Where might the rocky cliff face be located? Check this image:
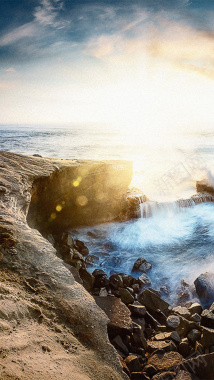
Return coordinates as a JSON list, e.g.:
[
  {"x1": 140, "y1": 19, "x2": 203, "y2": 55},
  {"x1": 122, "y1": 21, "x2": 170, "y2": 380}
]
[{"x1": 0, "y1": 151, "x2": 132, "y2": 379}]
